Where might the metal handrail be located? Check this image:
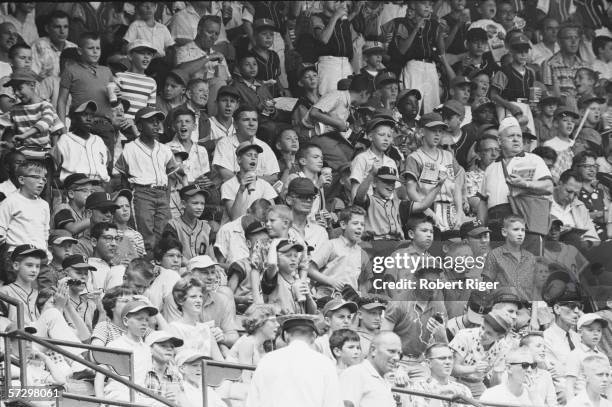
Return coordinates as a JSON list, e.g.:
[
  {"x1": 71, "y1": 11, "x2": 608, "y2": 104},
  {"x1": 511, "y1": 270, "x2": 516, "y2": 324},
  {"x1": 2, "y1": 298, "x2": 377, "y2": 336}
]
[
  {"x1": 2, "y1": 329, "x2": 179, "y2": 407},
  {"x1": 0, "y1": 292, "x2": 27, "y2": 387}
]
